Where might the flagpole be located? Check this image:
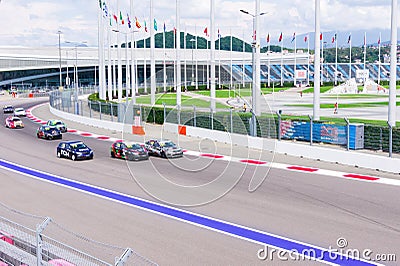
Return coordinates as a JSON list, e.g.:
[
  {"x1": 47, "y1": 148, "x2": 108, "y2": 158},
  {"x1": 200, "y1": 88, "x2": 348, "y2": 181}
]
[
  {"x1": 150, "y1": 0, "x2": 156, "y2": 105},
  {"x1": 107, "y1": 18, "x2": 112, "y2": 101},
  {"x1": 163, "y1": 23, "x2": 166, "y2": 92},
  {"x1": 321, "y1": 32, "x2": 323, "y2": 86},
  {"x1": 242, "y1": 30, "x2": 245, "y2": 88},
  {"x1": 230, "y1": 28, "x2": 233, "y2": 91},
  {"x1": 280, "y1": 33, "x2": 283, "y2": 87},
  {"x1": 210, "y1": 0, "x2": 216, "y2": 112},
  {"x1": 294, "y1": 32, "x2": 297, "y2": 87},
  {"x1": 173, "y1": 27, "x2": 176, "y2": 92},
  {"x1": 195, "y1": 24, "x2": 198, "y2": 90},
  {"x1": 176, "y1": 0, "x2": 182, "y2": 106},
  {"x1": 335, "y1": 32, "x2": 338, "y2": 86},
  {"x1": 144, "y1": 31, "x2": 147, "y2": 94},
  {"x1": 267, "y1": 34, "x2": 270, "y2": 88},
  {"x1": 125, "y1": 31, "x2": 130, "y2": 98},
  {"x1": 313, "y1": 0, "x2": 321, "y2": 121},
  {"x1": 184, "y1": 25, "x2": 187, "y2": 91},
  {"x1": 349, "y1": 33, "x2": 352, "y2": 80},
  {"x1": 130, "y1": 0, "x2": 136, "y2": 104},
  {"x1": 218, "y1": 27, "x2": 221, "y2": 89},
  {"x1": 98, "y1": 3, "x2": 105, "y2": 100},
  {"x1": 117, "y1": 0, "x2": 123, "y2": 101},
  {"x1": 388, "y1": 0, "x2": 397, "y2": 129},
  {"x1": 307, "y1": 33, "x2": 310, "y2": 86},
  {"x1": 378, "y1": 32, "x2": 381, "y2": 85},
  {"x1": 207, "y1": 33, "x2": 210, "y2": 90},
  {"x1": 113, "y1": 34, "x2": 117, "y2": 98},
  {"x1": 363, "y1": 31, "x2": 367, "y2": 92}
]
